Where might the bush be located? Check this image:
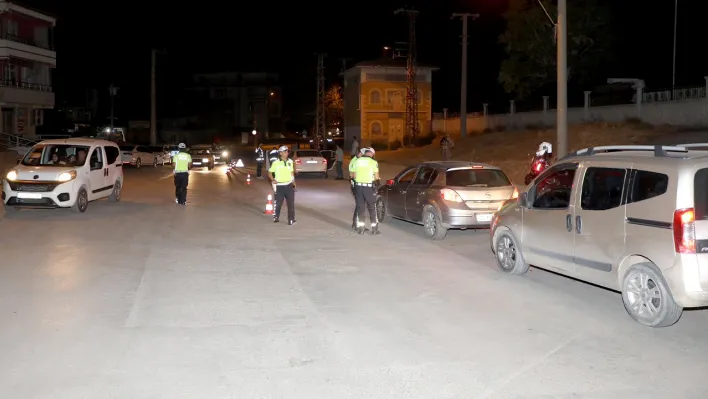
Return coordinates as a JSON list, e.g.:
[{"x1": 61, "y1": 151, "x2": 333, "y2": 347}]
[
  {"x1": 402, "y1": 134, "x2": 412, "y2": 147},
  {"x1": 414, "y1": 133, "x2": 436, "y2": 147},
  {"x1": 371, "y1": 141, "x2": 389, "y2": 152},
  {"x1": 389, "y1": 139, "x2": 402, "y2": 150}
]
